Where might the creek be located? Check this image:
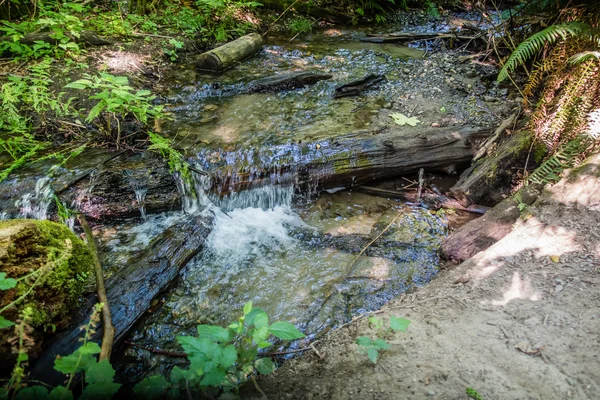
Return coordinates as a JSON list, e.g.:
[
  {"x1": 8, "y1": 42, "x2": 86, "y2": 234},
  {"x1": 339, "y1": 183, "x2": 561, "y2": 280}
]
[{"x1": 0, "y1": 16, "x2": 513, "y2": 383}]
